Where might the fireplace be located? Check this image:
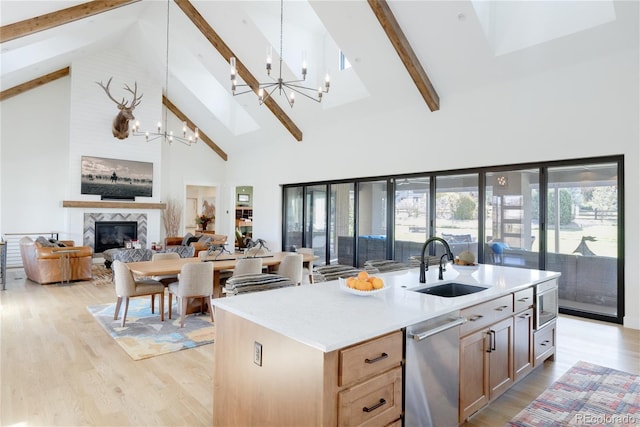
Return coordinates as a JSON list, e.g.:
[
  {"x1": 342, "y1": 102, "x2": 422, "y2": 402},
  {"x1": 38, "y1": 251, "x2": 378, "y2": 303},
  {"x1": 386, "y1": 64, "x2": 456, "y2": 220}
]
[{"x1": 94, "y1": 221, "x2": 138, "y2": 253}]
